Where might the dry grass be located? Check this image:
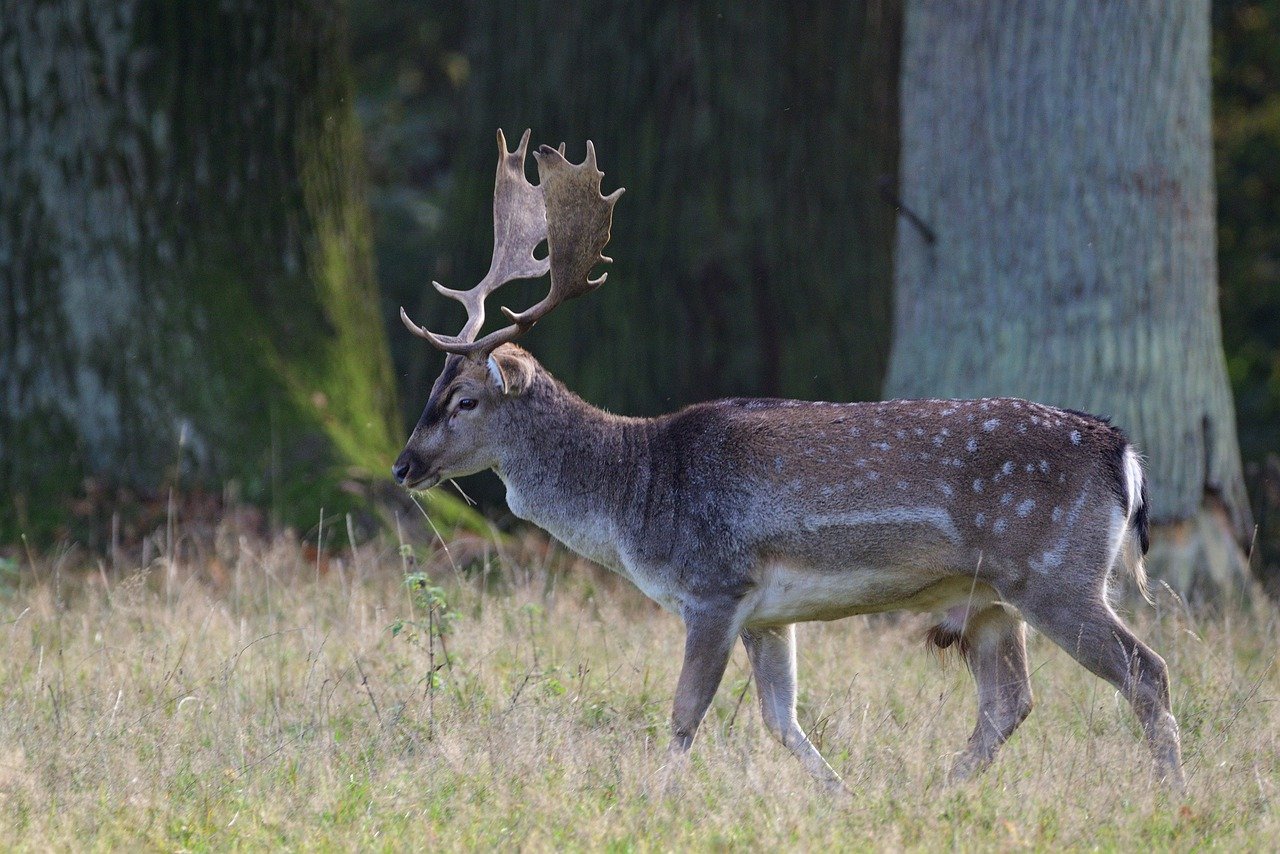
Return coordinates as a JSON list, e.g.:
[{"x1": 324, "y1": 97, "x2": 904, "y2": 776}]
[{"x1": 0, "y1": 517, "x2": 1277, "y2": 851}]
